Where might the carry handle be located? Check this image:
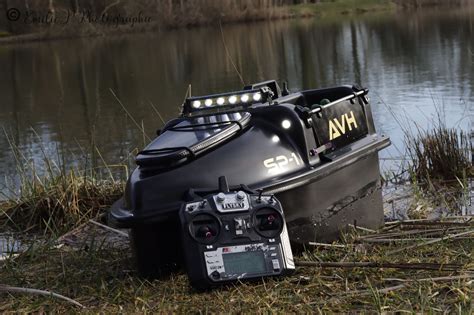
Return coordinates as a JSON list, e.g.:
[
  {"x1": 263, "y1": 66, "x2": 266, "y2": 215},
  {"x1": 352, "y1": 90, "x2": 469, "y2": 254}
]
[
  {"x1": 137, "y1": 146, "x2": 194, "y2": 157},
  {"x1": 308, "y1": 88, "x2": 368, "y2": 115}
]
